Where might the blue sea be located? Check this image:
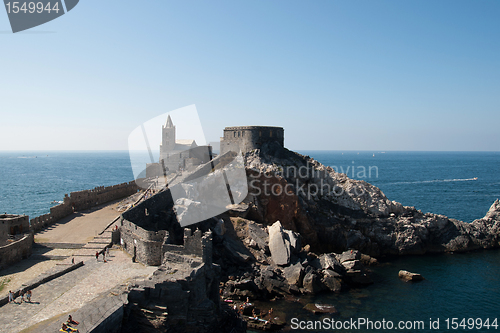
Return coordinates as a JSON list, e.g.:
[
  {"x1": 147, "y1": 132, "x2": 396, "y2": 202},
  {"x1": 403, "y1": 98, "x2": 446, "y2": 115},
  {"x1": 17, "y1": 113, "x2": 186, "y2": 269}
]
[
  {"x1": 1, "y1": 150, "x2": 499, "y2": 332},
  {"x1": 0, "y1": 151, "x2": 134, "y2": 218}
]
